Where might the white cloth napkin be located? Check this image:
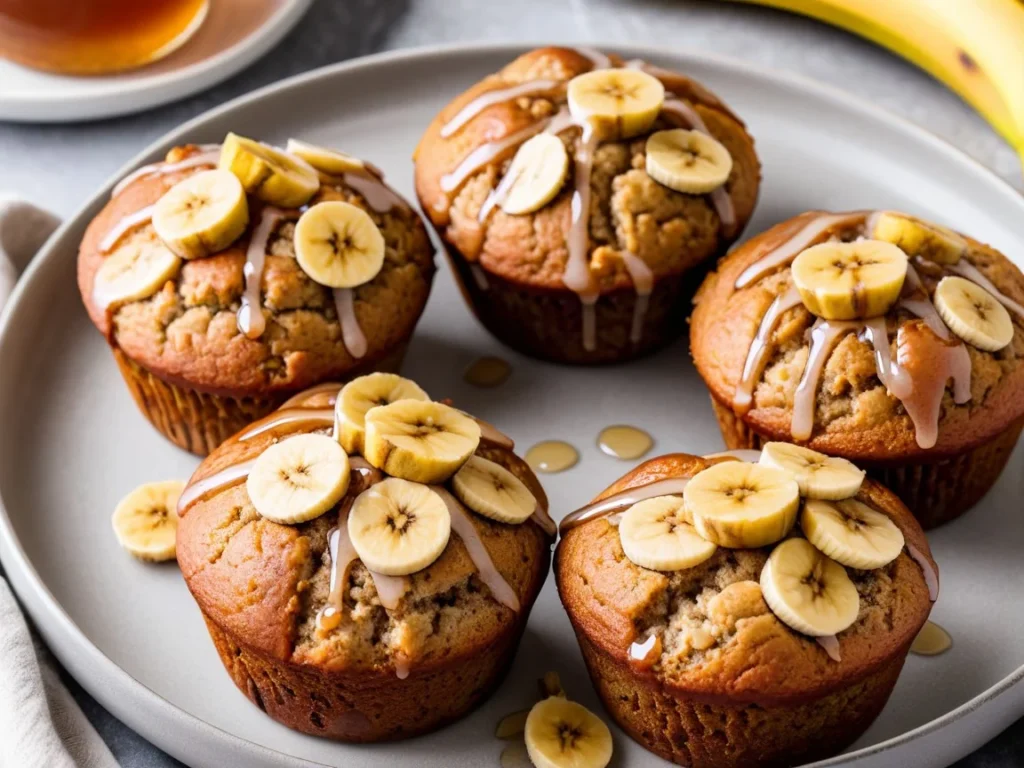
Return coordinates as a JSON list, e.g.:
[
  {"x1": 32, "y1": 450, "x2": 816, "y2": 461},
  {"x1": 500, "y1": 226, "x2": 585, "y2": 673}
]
[{"x1": 0, "y1": 198, "x2": 119, "y2": 768}]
